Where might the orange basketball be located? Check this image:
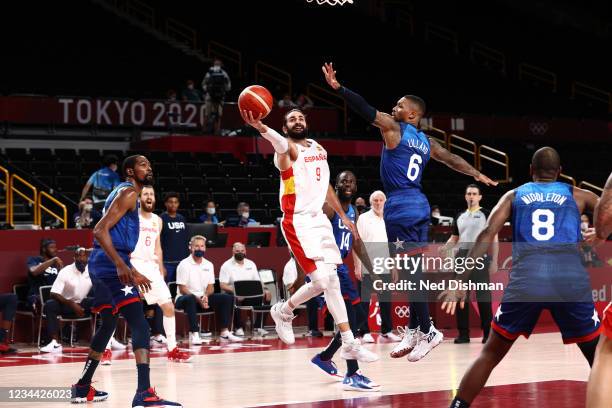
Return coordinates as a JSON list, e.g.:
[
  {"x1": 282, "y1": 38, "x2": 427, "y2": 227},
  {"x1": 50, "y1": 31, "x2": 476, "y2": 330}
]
[{"x1": 238, "y1": 85, "x2": 274, "y2": 120}]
